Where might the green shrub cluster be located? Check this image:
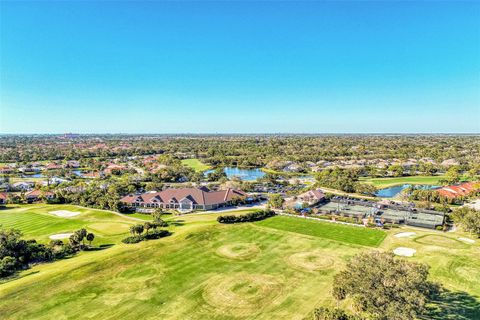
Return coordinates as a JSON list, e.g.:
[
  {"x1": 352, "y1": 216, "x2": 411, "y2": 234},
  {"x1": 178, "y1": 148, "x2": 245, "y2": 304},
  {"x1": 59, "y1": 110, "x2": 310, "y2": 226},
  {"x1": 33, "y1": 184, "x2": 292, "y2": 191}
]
[
  {"x1": 122, "y1": 229, "x2": 171, "y2": 244},
  {"x1": 217, "y1": 210, "x2": 275, "y2": 224}
]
